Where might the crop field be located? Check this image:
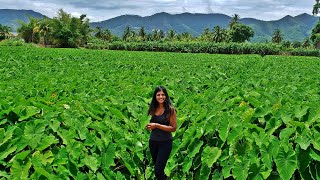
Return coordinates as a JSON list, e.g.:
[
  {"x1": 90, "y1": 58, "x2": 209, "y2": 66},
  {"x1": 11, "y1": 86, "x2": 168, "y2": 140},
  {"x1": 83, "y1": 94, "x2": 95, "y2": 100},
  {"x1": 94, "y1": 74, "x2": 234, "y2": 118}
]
[{"x1": 0, "y1": 46, "x2": 320, "y2": 179}]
